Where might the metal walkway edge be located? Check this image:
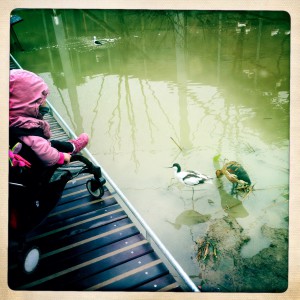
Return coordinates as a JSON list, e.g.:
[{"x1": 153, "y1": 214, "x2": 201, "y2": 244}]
[{"x1": 8, "y1": 55, "x2": 199, "y2": 292}]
